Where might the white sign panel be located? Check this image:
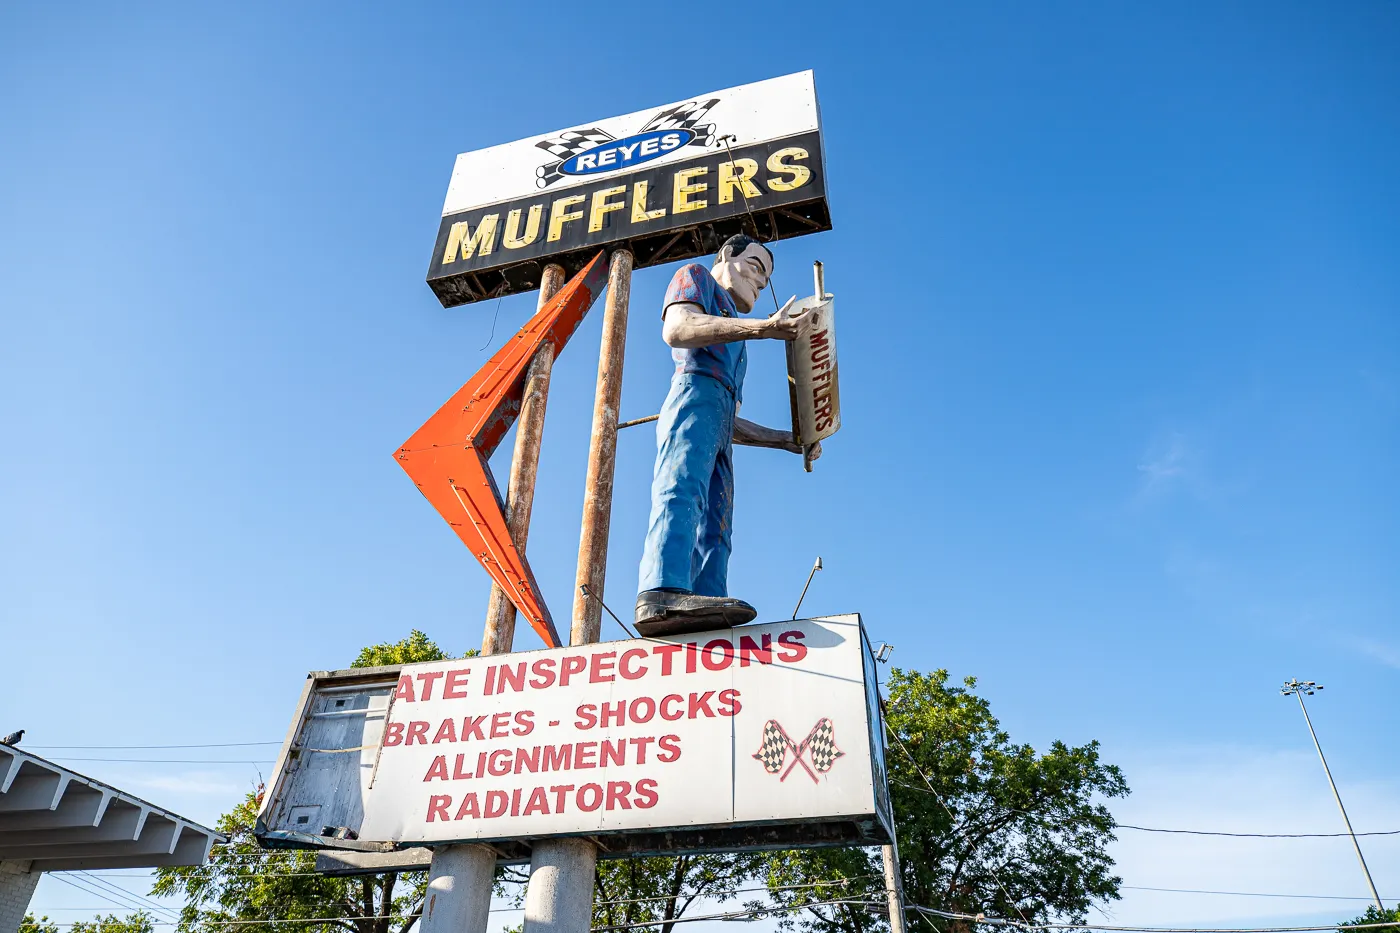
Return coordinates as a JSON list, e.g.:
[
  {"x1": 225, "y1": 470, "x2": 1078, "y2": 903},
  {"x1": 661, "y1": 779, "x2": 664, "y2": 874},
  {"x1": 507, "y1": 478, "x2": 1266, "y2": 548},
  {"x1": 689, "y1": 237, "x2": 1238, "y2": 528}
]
[
  {"x1": 357, "y1": 616, "x2": 885, "y2": 846},
  {"x1": 441, "y1": 71, "x2": 820, "y2": 215}
]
